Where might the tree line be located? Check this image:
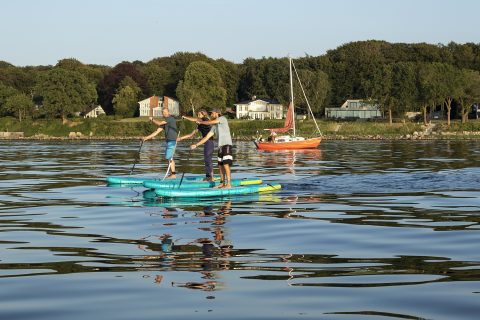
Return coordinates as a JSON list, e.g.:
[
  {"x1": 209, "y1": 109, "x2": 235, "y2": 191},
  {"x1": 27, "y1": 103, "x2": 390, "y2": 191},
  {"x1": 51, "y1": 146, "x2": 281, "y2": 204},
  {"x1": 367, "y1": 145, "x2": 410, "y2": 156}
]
[{"x1": 0, "y1": 40, "x2": 479, "y2": 125}]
